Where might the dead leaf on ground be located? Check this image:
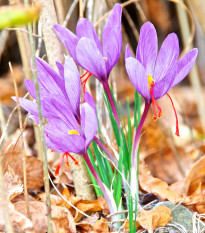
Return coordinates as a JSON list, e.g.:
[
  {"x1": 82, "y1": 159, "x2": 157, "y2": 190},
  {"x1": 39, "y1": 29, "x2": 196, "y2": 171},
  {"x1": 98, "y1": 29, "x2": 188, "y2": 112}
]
[
  {"x1": 136, "y1": 205, "x2": 172, "y2": 233},
  {"x1": 1, "y1": 130, "x2": 44, "y2": 190},
  {"x1": 4, "y1": 166, "x2": 23, "y2": 200},
  {"x1": 14, "y1": 201, "x2": 76, "y2": 233},
  {"x1": 0, "y1": 202, "x2": 34, "y2": 232},
  {"x1": 184, "y1": 156, "x2": 205, "y2": 195},
  {"x1": 41, "y1": 188, "x2": 105, "y2": 222},
  {"x1": 77, "y1": 216, "x2": 108, "y2": 233},
  {"x1": 75, "y1": 198, "x2": 105, "y2": 222},
  {"x1": 139, "y1": 160, "x2": 187, "y2": 203}
]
